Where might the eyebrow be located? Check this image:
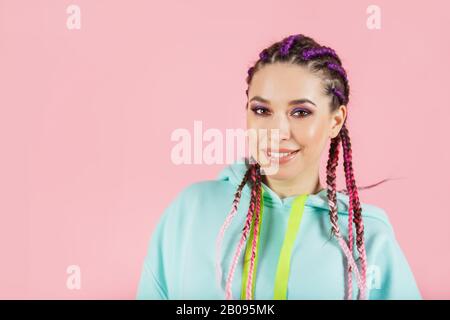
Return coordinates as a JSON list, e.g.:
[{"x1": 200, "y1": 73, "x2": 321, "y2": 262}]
[{"x1": 249, "y1": 96, "x2": 317, "y2": 107}]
